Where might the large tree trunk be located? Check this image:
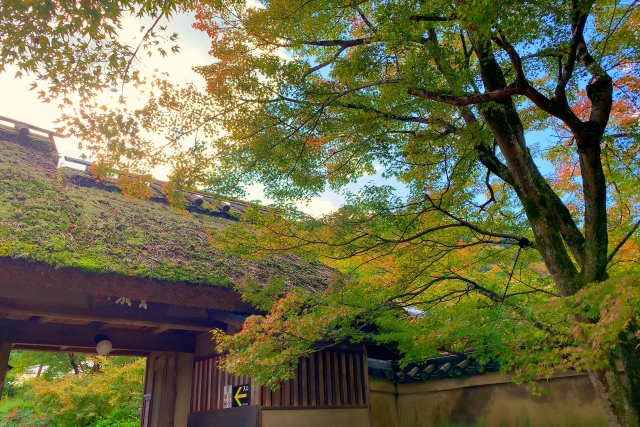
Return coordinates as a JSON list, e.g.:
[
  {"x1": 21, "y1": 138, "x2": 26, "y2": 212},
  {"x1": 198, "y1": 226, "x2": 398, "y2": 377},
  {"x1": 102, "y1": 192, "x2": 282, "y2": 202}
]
[
  {"x1": 464, "y1": 25, "x2": 636, "y2": 427},
  {"x1": 589, "y1": 360, "x2": 640, "y2": 427},
  {"x1": 620, "y1": 322, "x2": 640, "y2": 423}
]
